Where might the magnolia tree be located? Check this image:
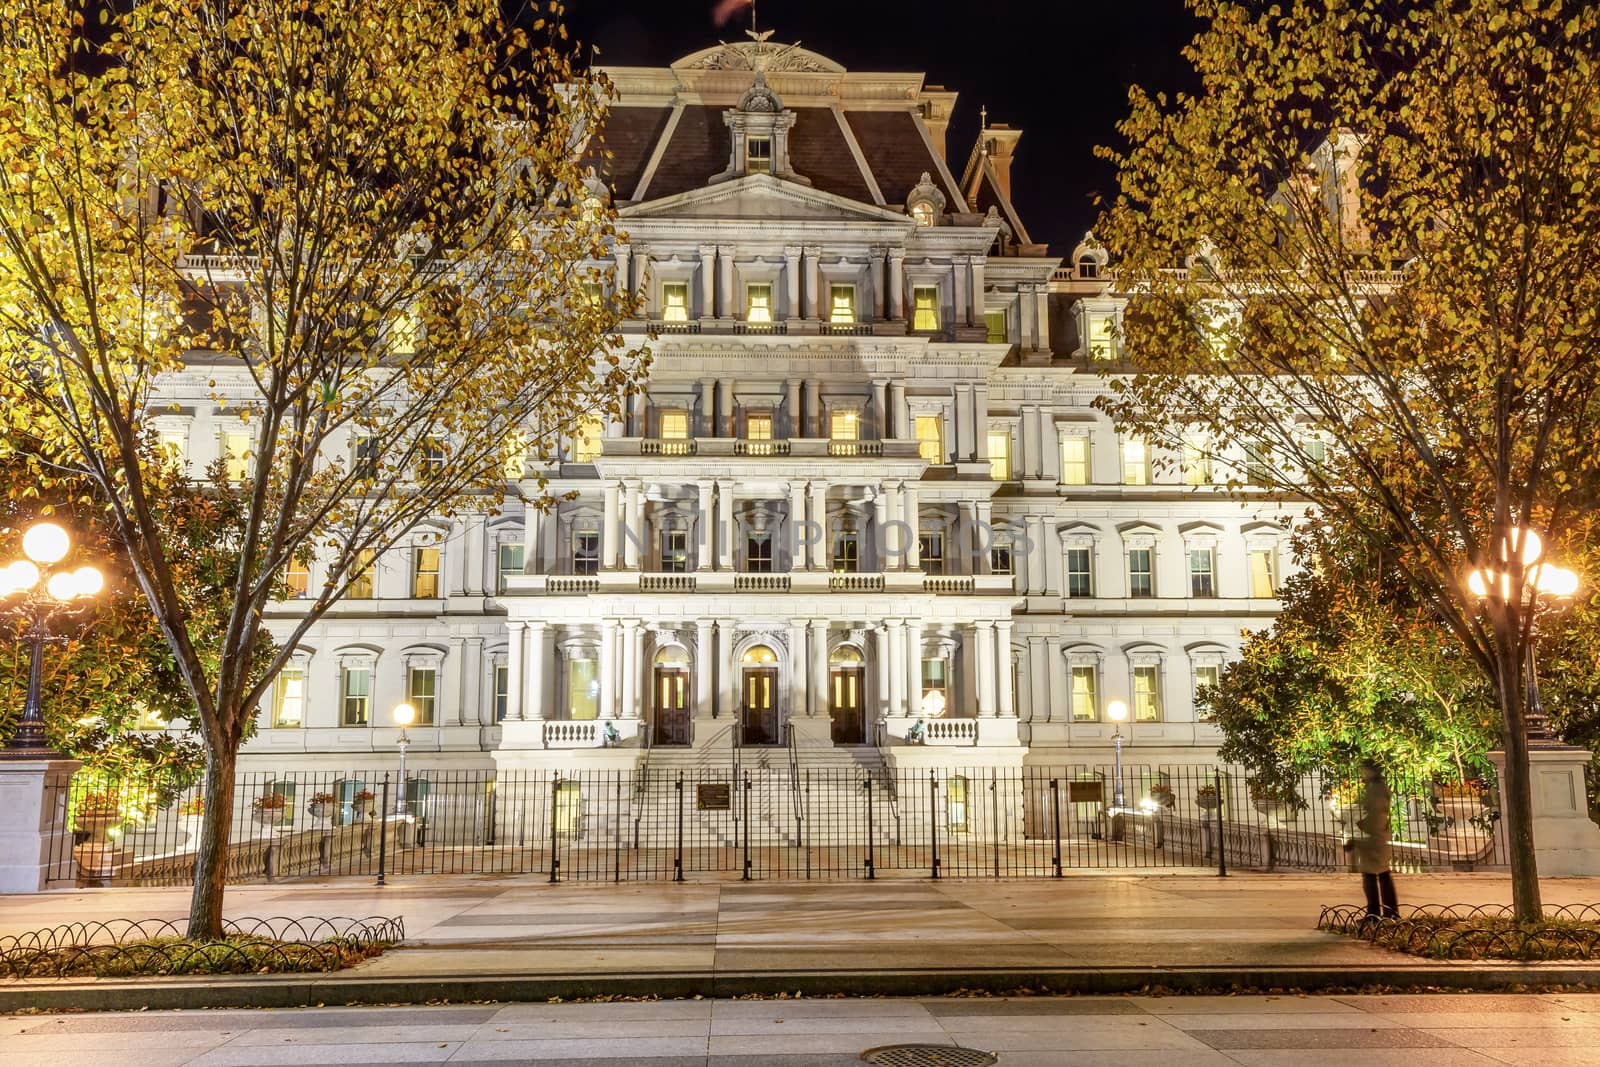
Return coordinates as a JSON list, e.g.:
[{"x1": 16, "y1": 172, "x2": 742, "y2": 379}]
[
  {"x1": 0, "y1": 0, "x2": 644, "y2": 936},
  {"x1": 1097, "y1": 0, "x2": 1600, "y2": 919}
]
